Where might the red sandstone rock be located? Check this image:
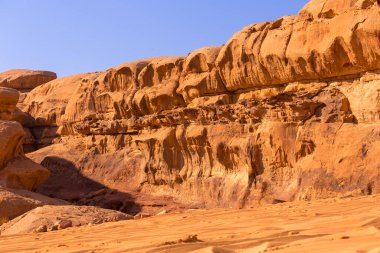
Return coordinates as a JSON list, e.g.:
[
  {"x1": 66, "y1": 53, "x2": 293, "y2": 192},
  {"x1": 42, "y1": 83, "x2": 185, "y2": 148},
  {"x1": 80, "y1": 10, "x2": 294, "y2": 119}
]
[
  {"x1": 3, "y1": 0, "x2": 380, "y2": 211},
  {"x1": 0, "y1": 205, "x2": 133, "y2": 235},
  {"x1": 0, "y1": 69, "x2": 56, "y2": 90},
  {"x1": 0, "y1": 187, "x2": 67, "y2": 225}
]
